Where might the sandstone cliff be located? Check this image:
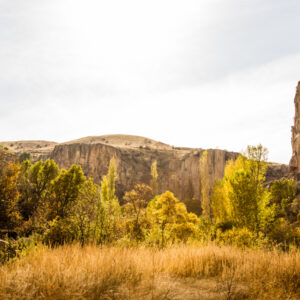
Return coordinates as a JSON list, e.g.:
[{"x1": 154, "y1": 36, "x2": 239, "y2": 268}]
[
  {"x1": 49, "y1": 137, "x2": 238, "y2": 200},
  {"x1": 1, "y1": 134, "x2": 288, "y2": 201},
  {"x1": 290, "y1": 81, "x2": 300, "y2": 179}
]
